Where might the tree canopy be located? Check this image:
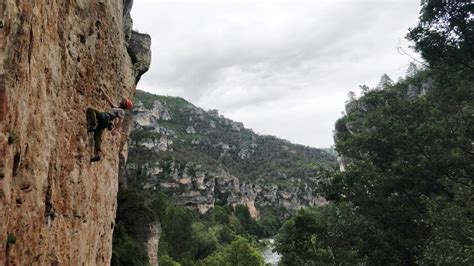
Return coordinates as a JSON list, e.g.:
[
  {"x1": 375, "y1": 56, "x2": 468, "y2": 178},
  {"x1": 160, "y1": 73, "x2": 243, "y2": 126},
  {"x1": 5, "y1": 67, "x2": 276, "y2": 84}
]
[{"x1": 407, "y1": 0, "x2": 474, "y2": 70}]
